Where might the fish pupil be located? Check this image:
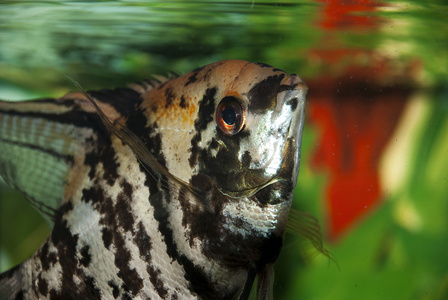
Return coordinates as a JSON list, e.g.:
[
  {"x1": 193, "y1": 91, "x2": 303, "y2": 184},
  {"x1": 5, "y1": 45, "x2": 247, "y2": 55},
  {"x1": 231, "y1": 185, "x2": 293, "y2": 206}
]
[{"x1": 222, "y1": 107, "x2": 236, "y2": 125}]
